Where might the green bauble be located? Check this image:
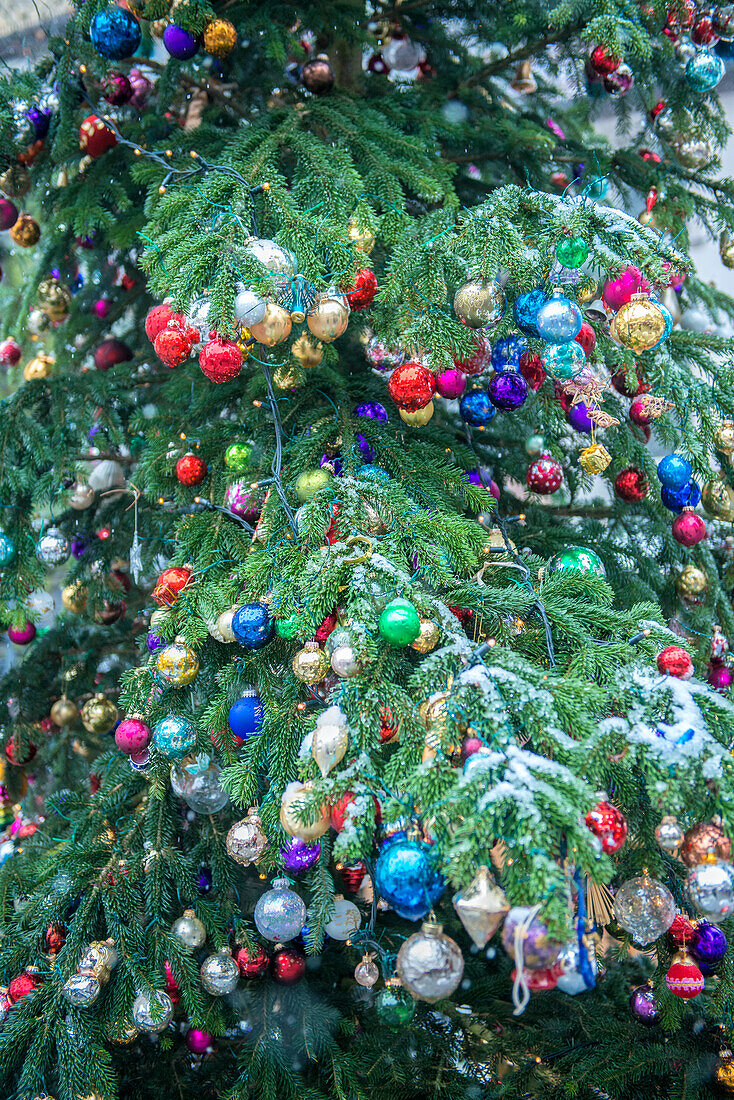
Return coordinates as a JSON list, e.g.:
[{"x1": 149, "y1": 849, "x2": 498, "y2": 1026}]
[
  {"x1": 276, "y1": 613, "x2": 303, "y2": 640},
  {"x1": 556, "y1": 235, "x2": 589, "y2": 269},
  {"x1": 375, "y1": 982, "x2": 416, "y2": 1028},
  {"x1": 224, "y1": 443, "x2": 252, "y2": 471},
  {"x1": 525, "y1": 433, "x2": 545, "y2": 458},
  {"x1": 547, "y1": 546, "x2": 606, "y2": 578},
  {"x1": 378, "y1": 598, "x2": 421, "y2": 646},
  {"x1": 294, "y1": 469, "x2": 333, "y2": 502}
]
